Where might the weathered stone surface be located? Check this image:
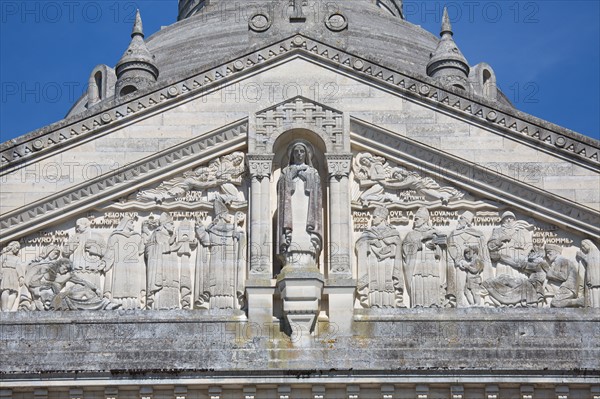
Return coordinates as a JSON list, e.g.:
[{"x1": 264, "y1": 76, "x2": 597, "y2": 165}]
[{"x1": 1, "y1": 308, "x2": 598, "y2": 374}]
